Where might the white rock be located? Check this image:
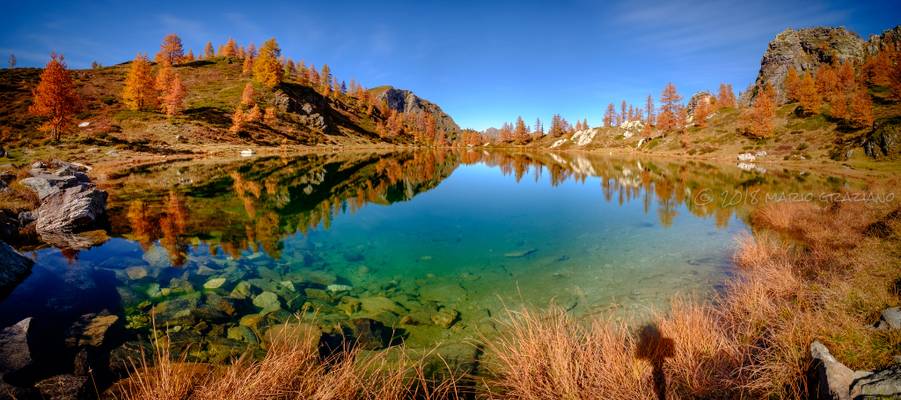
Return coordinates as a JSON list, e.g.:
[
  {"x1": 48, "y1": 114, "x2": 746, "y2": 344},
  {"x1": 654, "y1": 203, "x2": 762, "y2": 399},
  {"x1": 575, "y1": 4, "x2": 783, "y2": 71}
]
[
  {"x1": 737, "y1": 153, "x2": 756, "y2": 162},
  {"x1": 240, "y1": 149, "x2": 254, "y2": 157},
  {"x1": 78, "y1": 122, "x2": 90, "y2": 128}
]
